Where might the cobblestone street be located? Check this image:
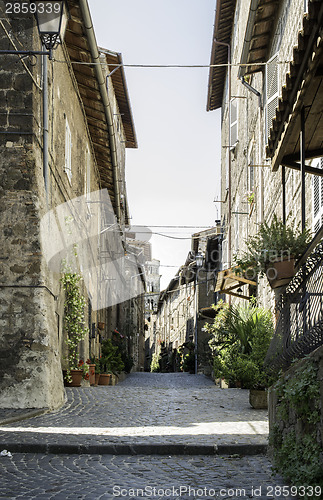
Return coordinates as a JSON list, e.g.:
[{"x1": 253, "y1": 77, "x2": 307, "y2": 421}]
[{"x1": 0, "y1": 373, "x2": 294, "y2": 499}]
